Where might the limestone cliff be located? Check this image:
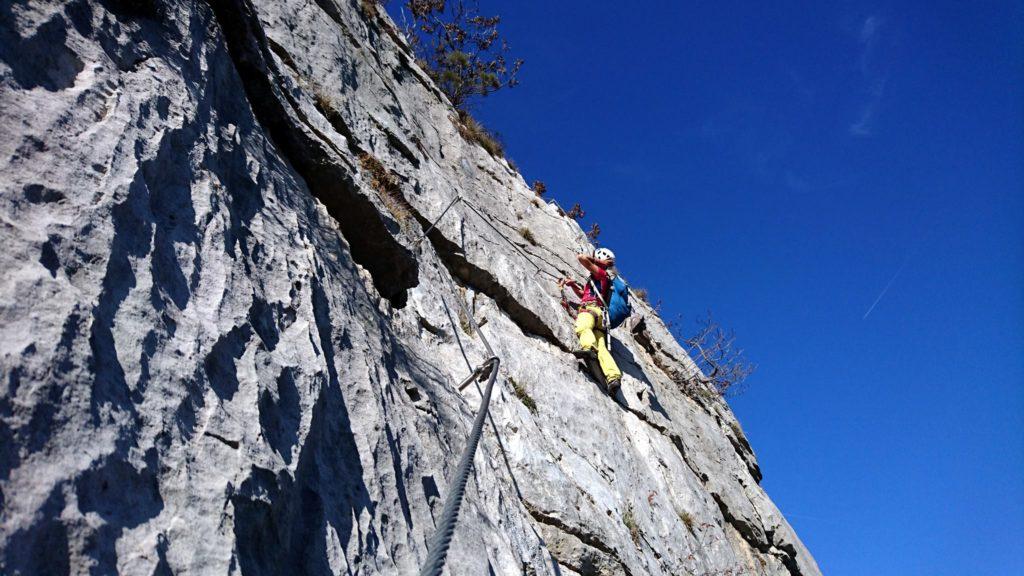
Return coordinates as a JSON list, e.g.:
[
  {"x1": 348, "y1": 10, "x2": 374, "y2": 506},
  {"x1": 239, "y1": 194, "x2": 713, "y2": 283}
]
[{"x1": 0, "y1": 1, "x2": 820, "y2": 574}]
